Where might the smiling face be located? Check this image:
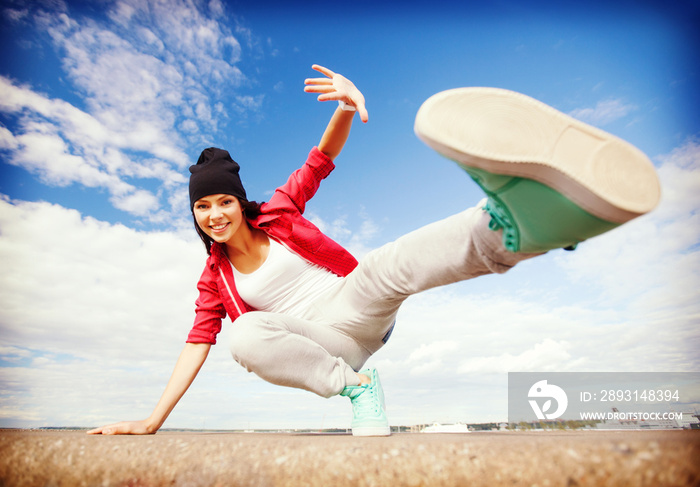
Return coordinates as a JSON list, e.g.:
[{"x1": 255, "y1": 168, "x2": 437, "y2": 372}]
[{"x1": 193, "y1": 194, "x2": 246, "y2": 246}]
